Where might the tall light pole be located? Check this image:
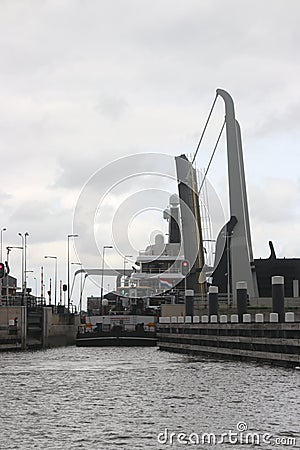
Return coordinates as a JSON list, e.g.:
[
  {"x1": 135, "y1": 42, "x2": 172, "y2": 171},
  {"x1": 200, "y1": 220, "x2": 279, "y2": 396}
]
[
  {"x1": 25, "y1": 270, "x2": 33, "y2": 301},
  {"x1": 18, "y1": 232, "x2": 29, "y2": 297},
  {"x1": 24, "y1": 232, "x2": 29, "y2": 295},
  {"x1": 33, "y1": 277, "x2": 37, "y2": 298},
  {"x1": 71, "y1": 262, "x2": 83, "y2": 306},
  {"x1": 100, "y1": 245, "x2": 113, "y2": 314},
  {"x1": 123, "y1": 255, "x2": 133, "y2": 287},
  {"x1": 67, "y1": 234, "x2": 78, "y2": 311},
  {"x1": 6, "y1": 246, "x2": 23, "y2": 303},
  {"x1": 0, "y1": 227, "x2": 6, "y2": 301},
  {"x1": 18, "y1": 233, "x2": 25, "y2": 294},
  {"x1": 45, "y1": 256, "x2": 58, "y2": 306},
  {"x1": 1, "y1": 228, "x2": 6, "y2": 262}
]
